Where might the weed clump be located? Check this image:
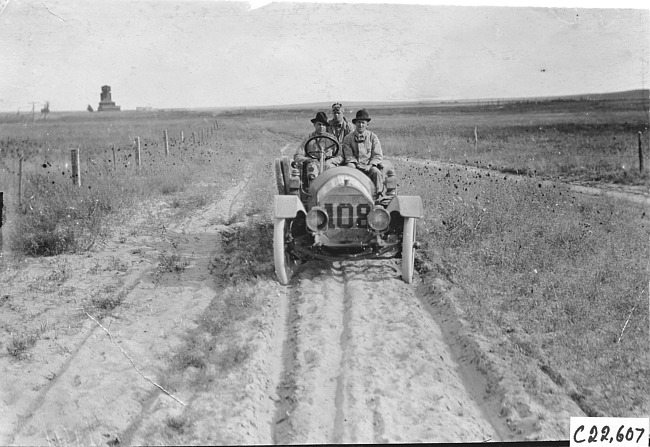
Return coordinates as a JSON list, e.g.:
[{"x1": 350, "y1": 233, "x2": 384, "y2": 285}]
[
  {"x1": 164, "y1": 415, "x2": 192, "y2": 435},
  {"x1": 92, "y1": 290, "x2": 126, "y2": 312},
  {"x1": 6, "y1": 333, "x2": 38, "y2": 359},
  {"x1": 158, "y1": 252, "x2": 189, "y2": 274},
  {"x1": 175, "y1": 335, "x2": 210, "y2": 370},
  {"x1": 209, "y1": 218, "x2": 274, "y2": 283},
  {"x1": 217, "y1": 344, "x2": 251, "y2": 372},
  {"x1": 171, "y1": 276, "x2": 263, "y2": 388},
  {"x1": 8, "y1": 172, "x2": 112, "y2": 256}
]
